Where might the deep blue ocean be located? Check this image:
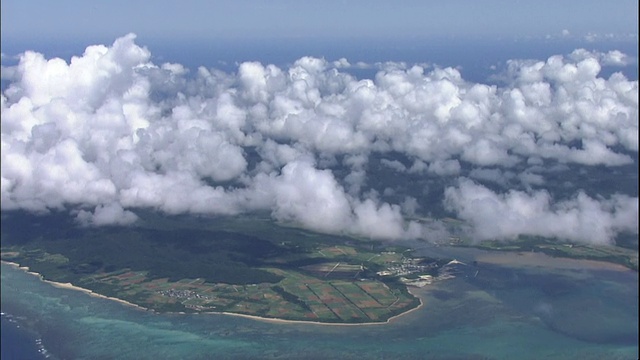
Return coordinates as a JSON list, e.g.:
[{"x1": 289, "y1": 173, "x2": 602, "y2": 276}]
[
  {"x1": 1, "y1": 314, "x2": 48, "y2": 359},
  {"x1": 1, "y1": 36, "x2": 637, "y2": 82}
]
